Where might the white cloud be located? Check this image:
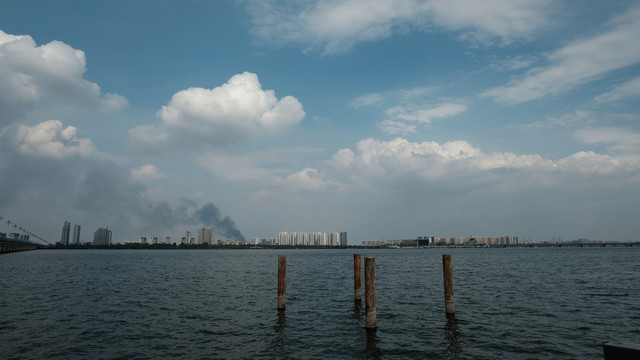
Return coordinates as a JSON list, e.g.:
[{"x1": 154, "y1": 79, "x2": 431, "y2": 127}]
[
  {"x1": 10, "y1": 120, "x2": 95, "y2": 159},
  {"x1": 351, "y1": 86, "x2": 466, "y2": 134},
  {"x1": 280, "y1": 167, "x2": 338, "y2": 192},
  {"x1": 490, "y1": 55, "x2": 537, "y2": 71},
  {"x1": 99, "y1": 93, "x2": 129, "y2": 112},
  {"x1": 129, "y1": 72, "x2": 305, "y2": 148},
  {"x1": 247, "y1": 0, "x2": 553, "y2": 54},
  {"x1": 594, "y1": 76, "x2": 640, "y2": 103},
  {"x1": 350, "y1": 93, "x2": 385, "y2": 108},
  {"x1": 426, "y1": 0, "x2": 552, "y2": 44},
  {"x1": 351, "y1": 87, "x2": 436, "y2": 108},
  {"x1": 555, "y1": 151, "x2": 621, "y2": 175},
  {"x1": 574, "y1": 127, "x2": 640, "y2": 154},
  {"x1": 481, "y1": 4, "x2": 640, "y2": 105},
  {"x1": 523, "y1": 110, "x2": 593, "y2": 130},
  {"x1": 327, "y1": 137, "x2": 636, "y2": 185},
  {"x1": 330, "y1": 148, "x2": 356, "y2": 168},
  {"x1": 377, "y1": 102, "x2": 467, "y2": 134},
  {"x1": 378, "y1": 120, "x2": 418, "y2": 135},
  {"x1": 0, "y1": 29, "x2": 127, "y2": 124},
  {"x1": 385, "y1": 102, "x2": 467, "y2": 123},
  {"x1": 131, "y1": 164, "x2": 167, "y2": 181}
]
